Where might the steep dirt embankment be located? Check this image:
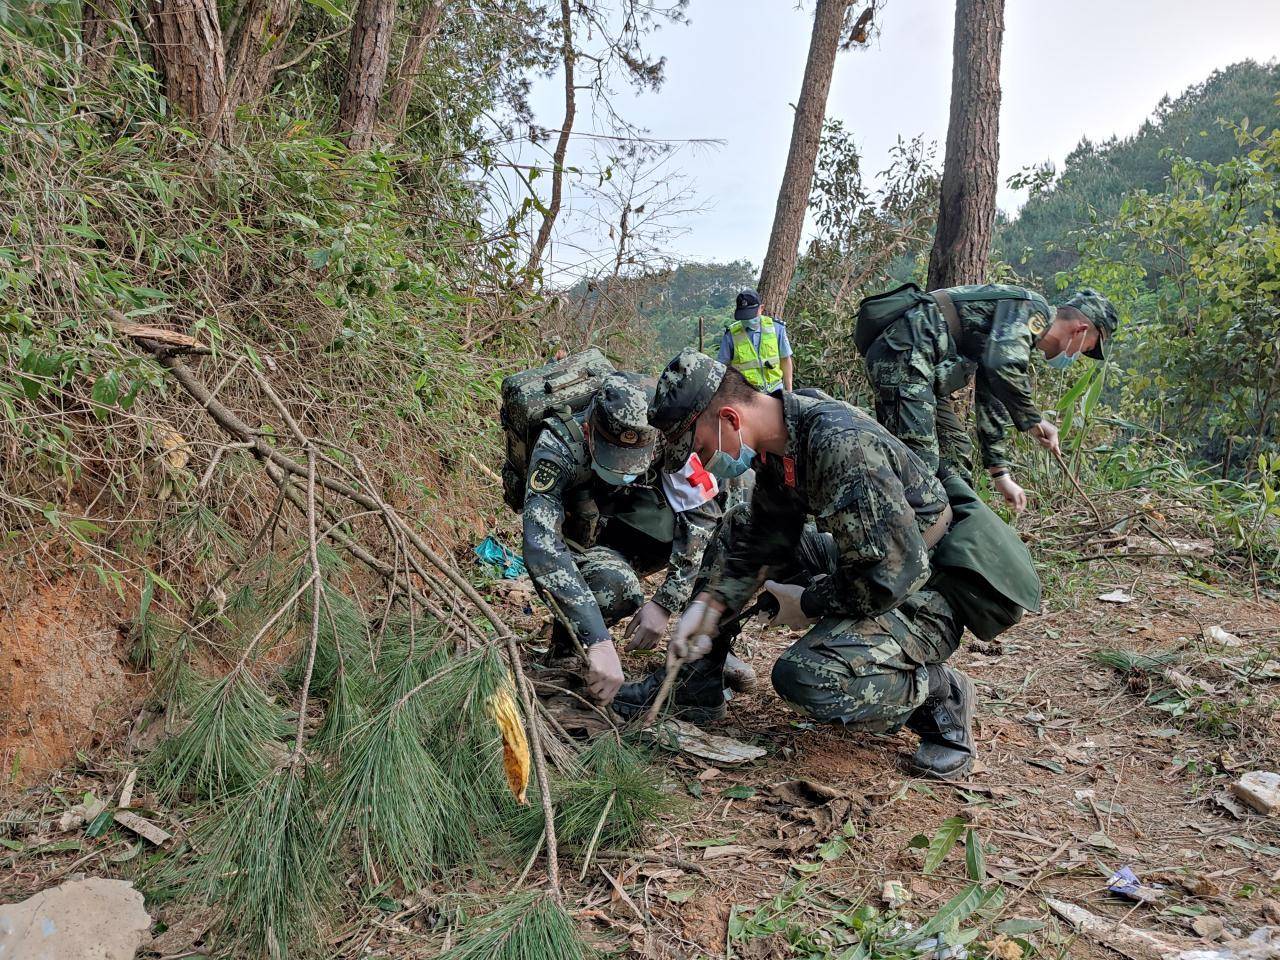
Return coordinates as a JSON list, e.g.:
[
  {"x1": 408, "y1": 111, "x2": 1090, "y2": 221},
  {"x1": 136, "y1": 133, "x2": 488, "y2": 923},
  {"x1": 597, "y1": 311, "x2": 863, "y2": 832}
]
[{"x1": 0, "y1": 561, "x2": 139, "y2": 791}]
